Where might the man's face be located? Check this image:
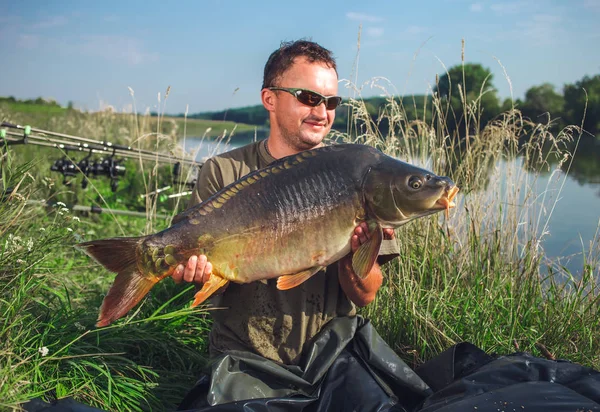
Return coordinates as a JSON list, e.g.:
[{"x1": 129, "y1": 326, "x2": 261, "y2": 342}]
[{"x1": 266, "y1": 57, "x2": 339, "y2": 151}]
